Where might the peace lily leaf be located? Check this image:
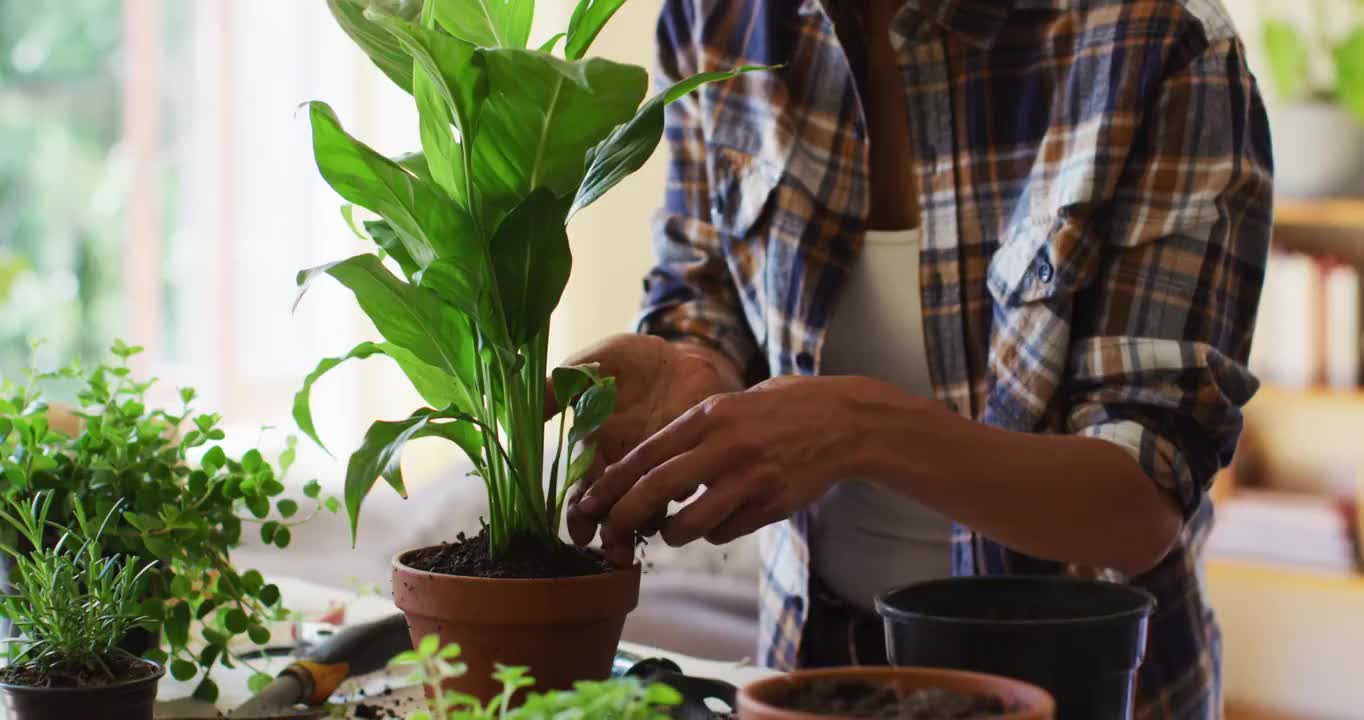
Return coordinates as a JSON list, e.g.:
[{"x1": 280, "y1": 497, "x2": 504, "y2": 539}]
[
  {"x1": 346, "y1": 407, "x2": 483, "y2": 544},
  {"x1": 550, "y1": 364, "x2": 602, "y2": 410},
  {"x1": 375, "y1": 16, "x2": 486, "y2": 204},
  {"x1": 363, "y1": 219, "x2": 422, "y2": 280},
  {"x1": 431, "y1": 0, "x2": 533, "y2": 49},
  {"x1": 473, "y1": 50, "x2": 646, "y2": 221},
  {"x1": 539, "y1": 32, "x2": 566, "y2": 54},
  {"x1": 293, "y1": 340, "x2": 471, "y2": 453},
  {"x1": 565, "y1": 0, "x2": 626, "y2": 60},
  {"x1": 569, "y1": 380, "x2": 616, "y2": 448},
  {"x1": 573, "y1": 65, "x2": 772, "y2": 217},
  {"x1": 490, "y1": 189, "x2": 574, "y2": 346},
  {"x1": 296, "y1": 255, "x2": 478, "y2": 395},
  {"x1": 326, "y1": 0, "x2": 418, "y2": 93},
  {"x1": 306, "y1": 101, "x2": 478, "y2": 270}
]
